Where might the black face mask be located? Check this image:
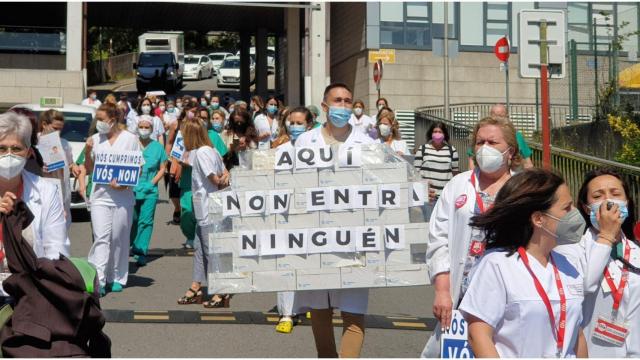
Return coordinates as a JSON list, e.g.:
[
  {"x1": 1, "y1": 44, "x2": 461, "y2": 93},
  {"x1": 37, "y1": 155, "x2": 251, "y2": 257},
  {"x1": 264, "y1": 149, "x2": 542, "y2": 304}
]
[{"x1": 233, "y1": 121, "x2": 248, "y2": 133}]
